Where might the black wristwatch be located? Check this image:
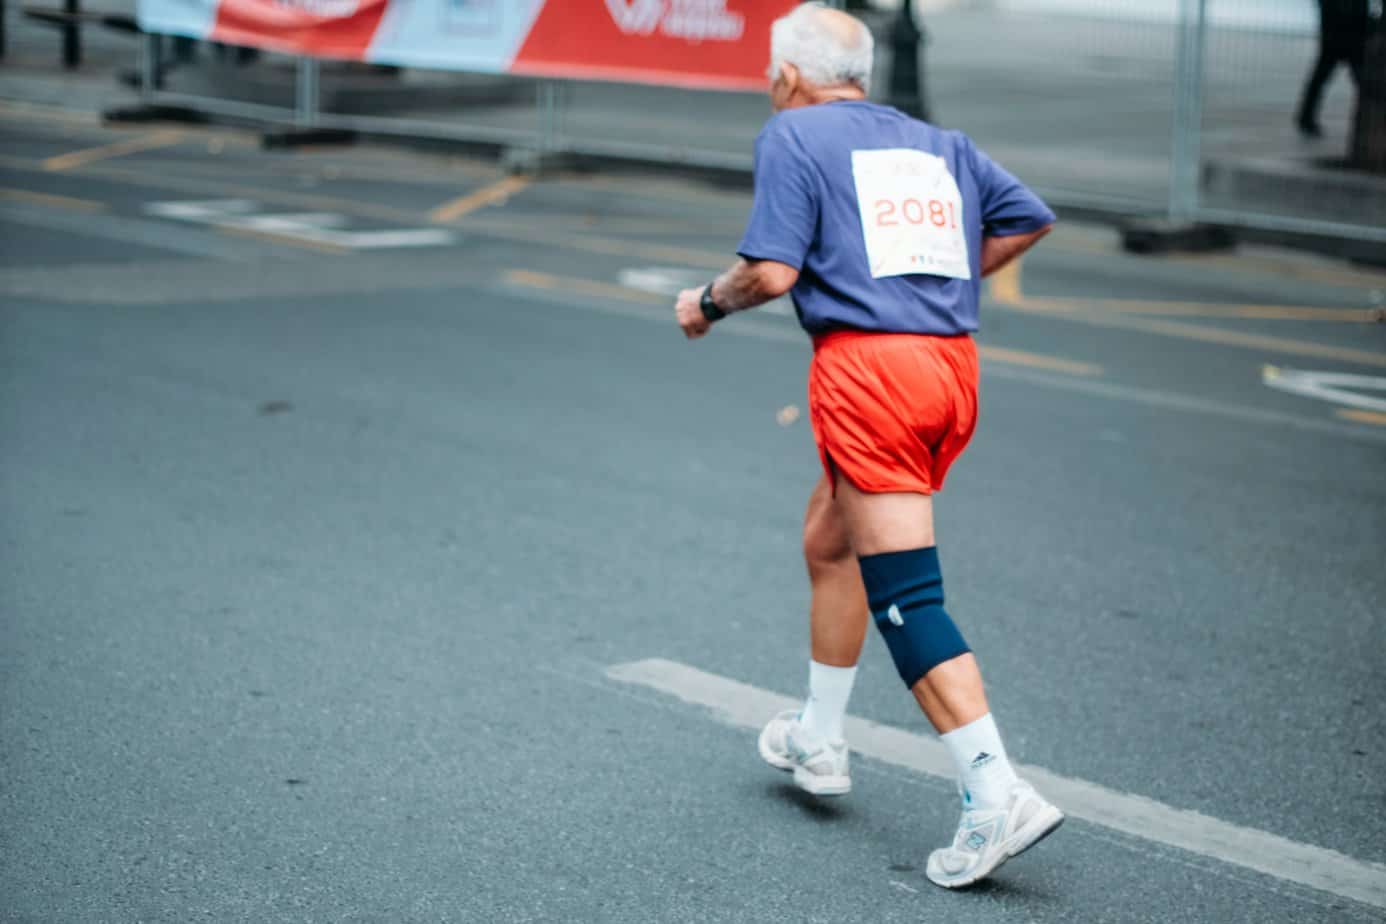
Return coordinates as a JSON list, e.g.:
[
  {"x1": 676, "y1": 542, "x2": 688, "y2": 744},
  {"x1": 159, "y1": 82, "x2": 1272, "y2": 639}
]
[{"x1": 699, "y1": 283, "x2": 727, "y2": 322}]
